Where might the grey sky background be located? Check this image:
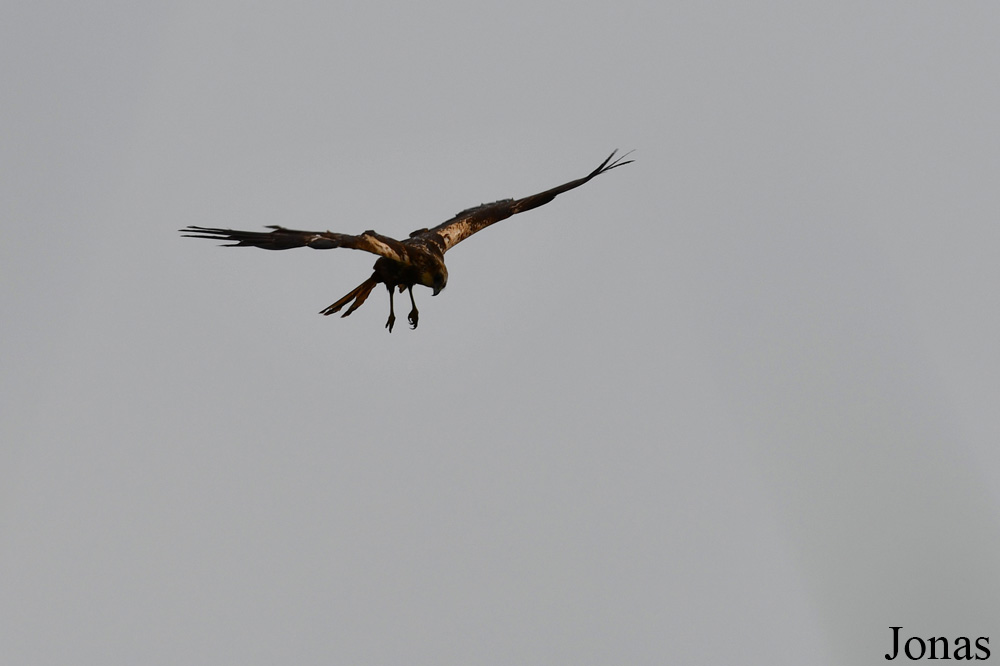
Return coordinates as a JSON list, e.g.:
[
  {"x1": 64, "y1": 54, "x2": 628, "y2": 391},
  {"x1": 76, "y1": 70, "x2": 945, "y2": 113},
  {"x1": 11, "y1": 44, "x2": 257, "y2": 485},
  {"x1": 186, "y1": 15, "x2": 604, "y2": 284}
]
[{"x1": 3, "y1": 2, "x2": 999, "y2": 664}]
